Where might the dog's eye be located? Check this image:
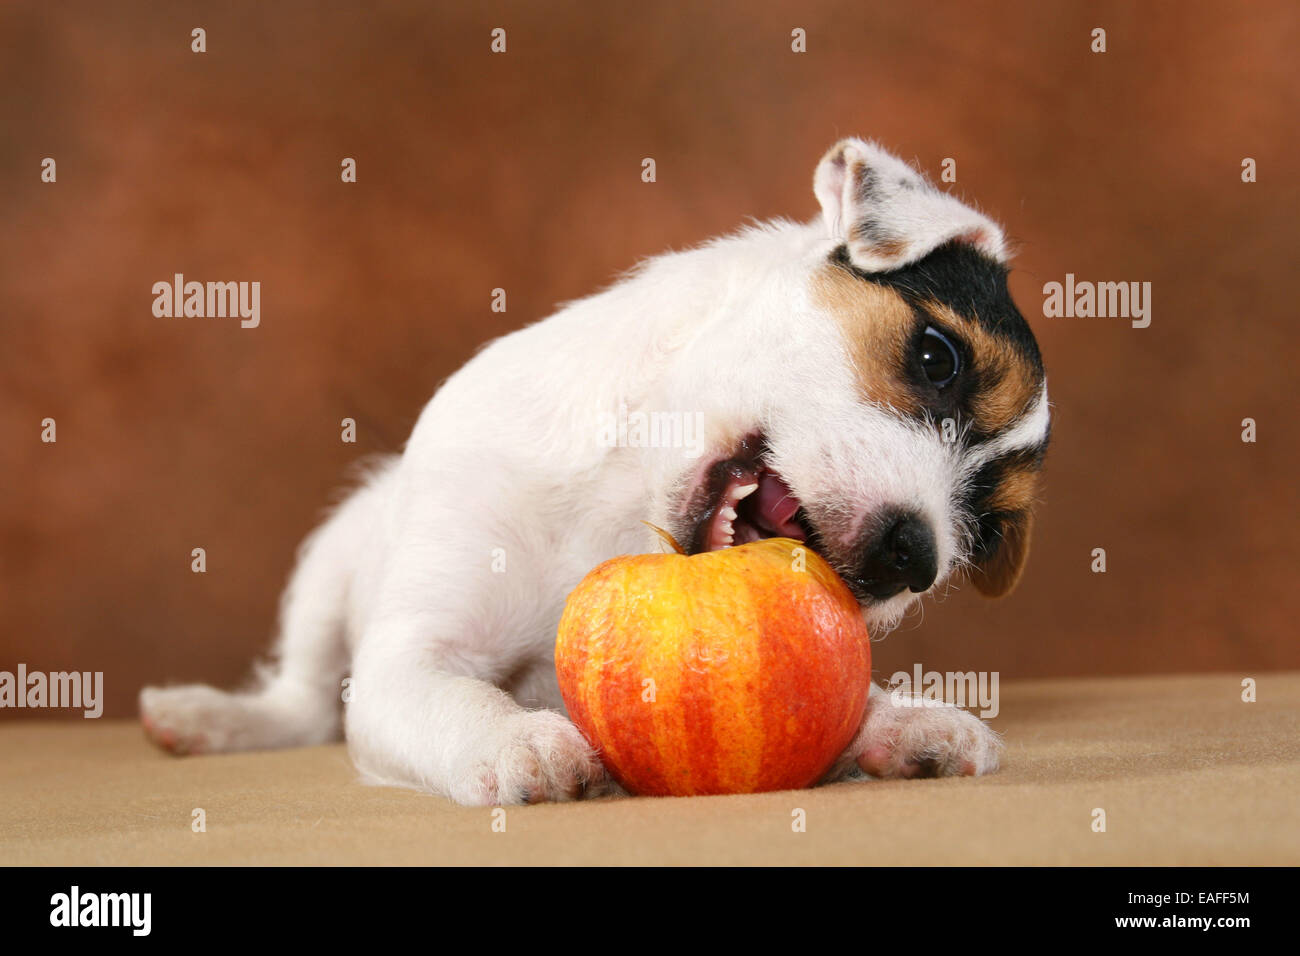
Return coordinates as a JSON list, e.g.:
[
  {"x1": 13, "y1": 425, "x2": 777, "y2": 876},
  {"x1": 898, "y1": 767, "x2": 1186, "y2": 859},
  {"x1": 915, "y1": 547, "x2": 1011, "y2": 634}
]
[{"x1": 919, "y1": 327, "x2": 960, "y2": 388}]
